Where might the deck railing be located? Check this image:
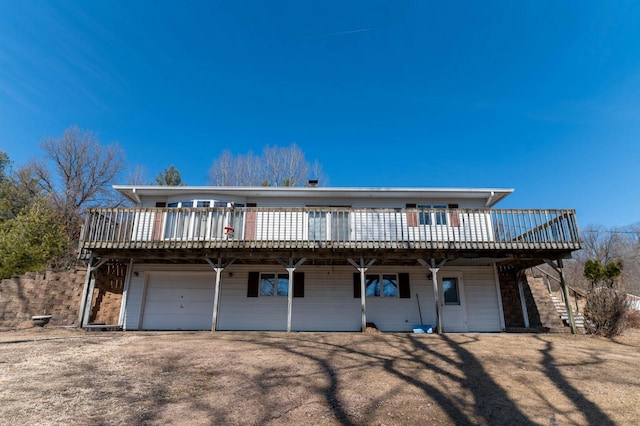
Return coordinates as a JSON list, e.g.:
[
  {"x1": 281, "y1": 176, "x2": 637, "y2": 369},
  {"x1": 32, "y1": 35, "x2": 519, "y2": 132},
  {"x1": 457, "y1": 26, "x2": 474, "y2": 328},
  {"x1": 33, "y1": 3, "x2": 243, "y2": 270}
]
[{"x1": 79, "y1": 207, "x2": 580, "y2": 251}]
